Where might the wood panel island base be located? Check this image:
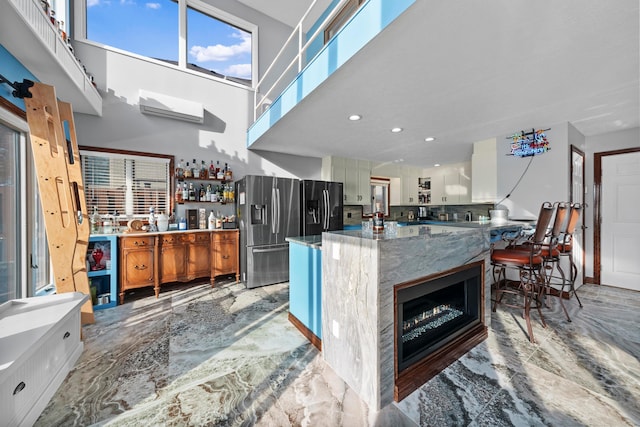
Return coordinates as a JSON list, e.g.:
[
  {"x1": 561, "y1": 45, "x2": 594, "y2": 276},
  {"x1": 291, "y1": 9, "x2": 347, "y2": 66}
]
[
  {"x1": 118, "y1": 229, "x2": 239, "y2": 304},
  {"x1": 321, "y1": 223, "x2": 518, "y2": 411}
]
